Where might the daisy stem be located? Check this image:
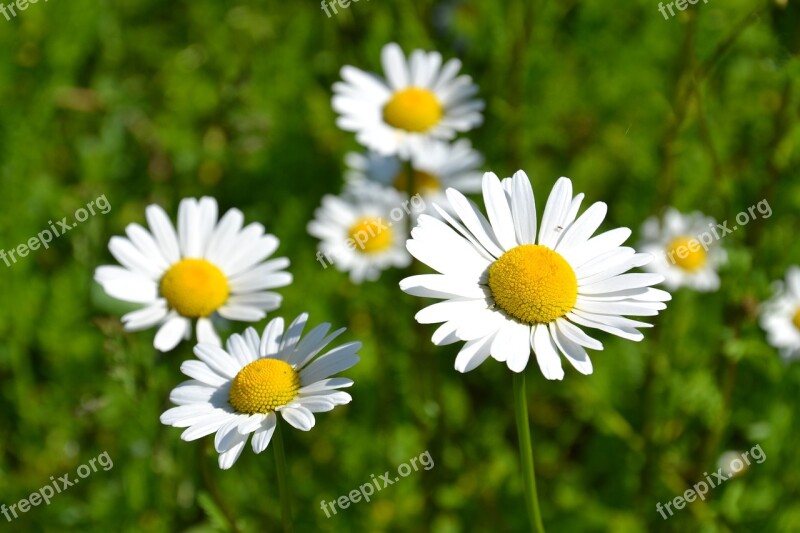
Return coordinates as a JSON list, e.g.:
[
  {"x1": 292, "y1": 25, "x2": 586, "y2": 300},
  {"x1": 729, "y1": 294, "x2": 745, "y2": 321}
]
[
  {"x1": 273, "y1": 422, "x2": 294, "y2": 533},
  {"x1": 513, "y1": 369, "x2": 545, "y2": 533}
]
